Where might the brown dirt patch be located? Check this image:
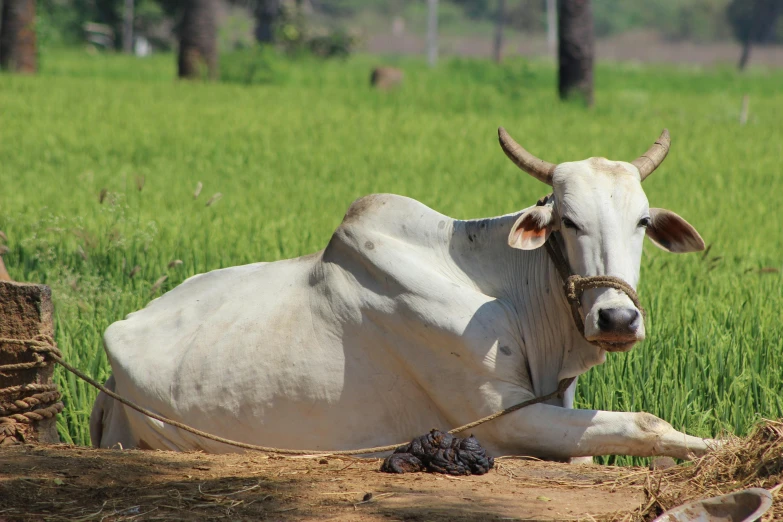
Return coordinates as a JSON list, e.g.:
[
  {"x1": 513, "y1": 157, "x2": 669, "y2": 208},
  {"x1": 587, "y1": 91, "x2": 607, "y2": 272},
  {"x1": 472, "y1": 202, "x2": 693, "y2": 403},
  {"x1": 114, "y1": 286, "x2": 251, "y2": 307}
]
[
  {"x1": 4, "y1": 420, "x2": 781, "y2": 520},
  {"x1": 0, "y1": 444, "x2": 644, "y2": 521}
]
